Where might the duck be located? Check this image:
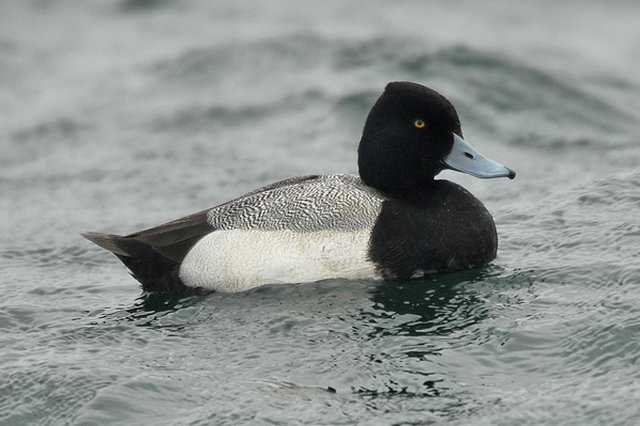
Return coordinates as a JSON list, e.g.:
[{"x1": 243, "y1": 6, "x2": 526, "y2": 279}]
[{"x1": 82, "y1": 81, "x2": 515, "y2": 294}]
